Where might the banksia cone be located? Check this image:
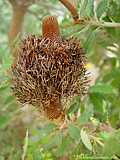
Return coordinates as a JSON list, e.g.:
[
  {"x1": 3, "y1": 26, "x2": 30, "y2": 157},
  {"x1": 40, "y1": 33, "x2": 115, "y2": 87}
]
[{"x1": 11, "y1": 16, "x2": 89, "y2": 120}]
